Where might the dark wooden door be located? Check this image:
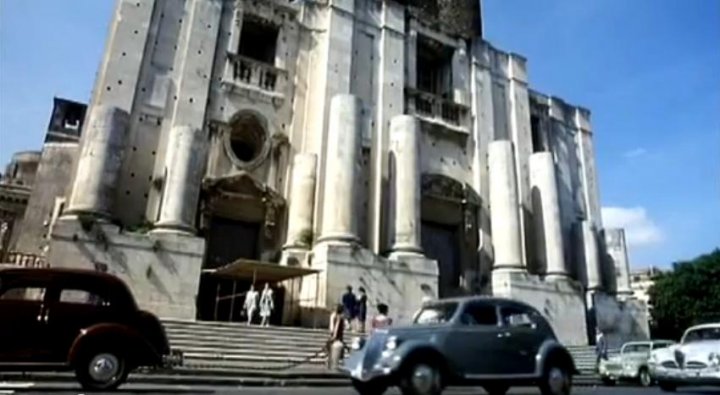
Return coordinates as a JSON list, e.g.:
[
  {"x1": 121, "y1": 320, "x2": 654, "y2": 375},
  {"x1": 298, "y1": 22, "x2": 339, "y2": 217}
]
[
  {"x1": 421, "y1": 221, "x2": 461, "y2": 298},
  {"x1": 204, "y1": 217, "x2": 261, "y2": 269}
]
